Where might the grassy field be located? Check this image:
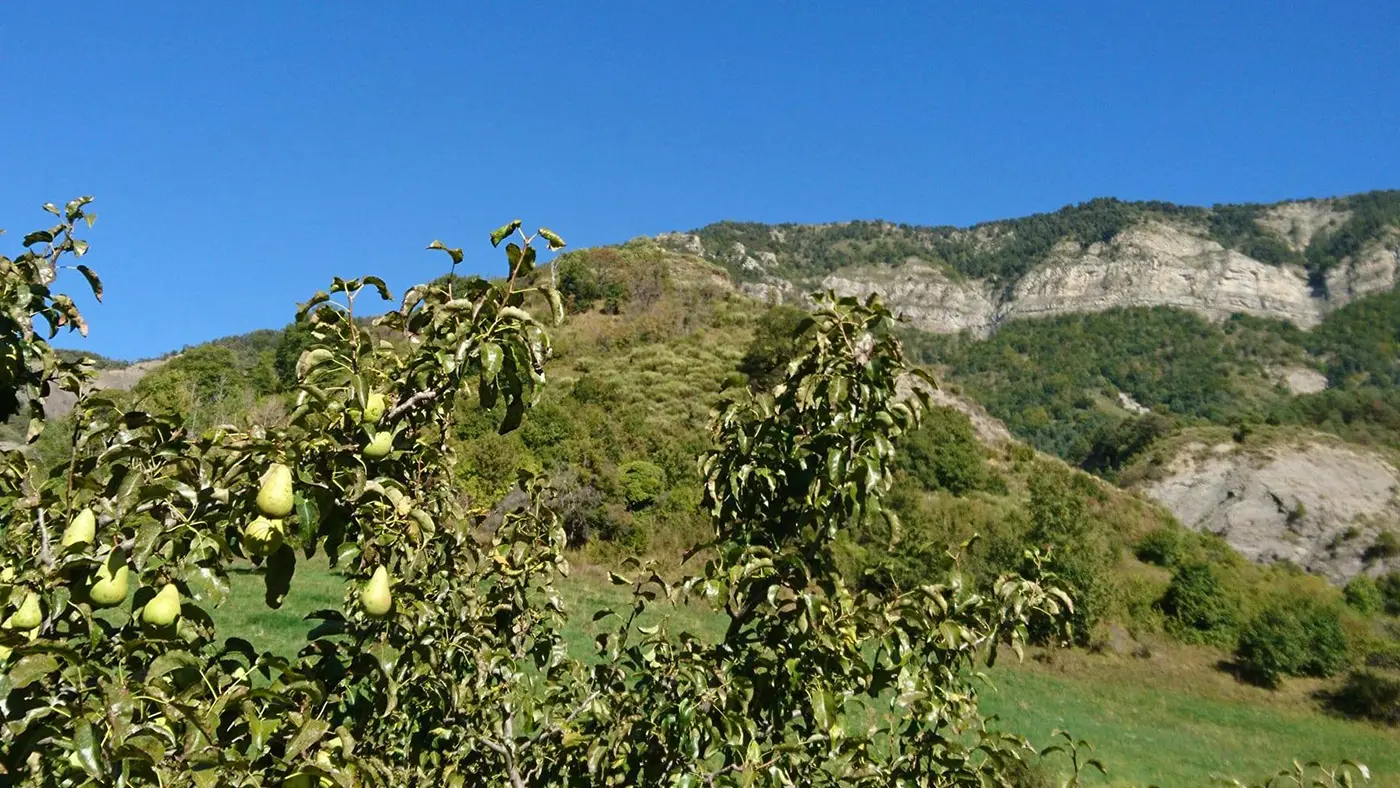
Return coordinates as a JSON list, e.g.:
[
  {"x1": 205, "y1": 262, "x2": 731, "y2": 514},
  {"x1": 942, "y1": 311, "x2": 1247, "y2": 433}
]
[{"x1": 215, "y1": 557, "x2": 1400, "y2": 787}]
